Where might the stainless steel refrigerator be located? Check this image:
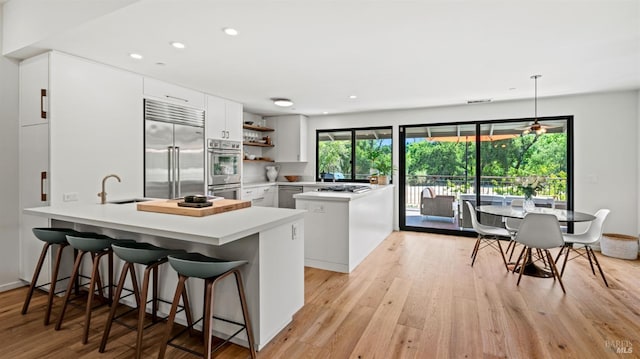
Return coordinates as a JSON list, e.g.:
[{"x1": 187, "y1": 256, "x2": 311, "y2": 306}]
[{"x1": 144, "y1": 99, "x2": 205, "y2": 199}]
